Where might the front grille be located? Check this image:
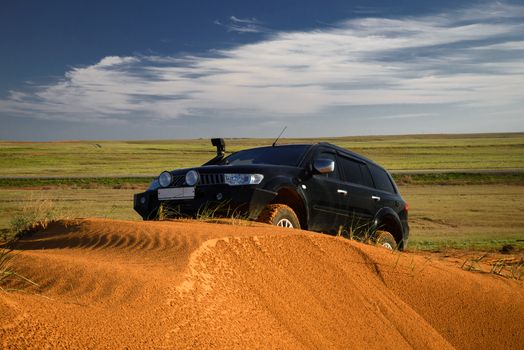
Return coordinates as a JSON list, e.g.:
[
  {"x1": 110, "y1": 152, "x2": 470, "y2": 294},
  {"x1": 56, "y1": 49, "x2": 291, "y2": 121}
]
[
  {"x1": 171, "y1": 175, "x2": 185, "y2": 187},
  {"x1": 199, "y1": 173, "x2": 225, "y2": 185},
  {"x1": 170, "y1": 173, "x2": 224, "y2": 187}
]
